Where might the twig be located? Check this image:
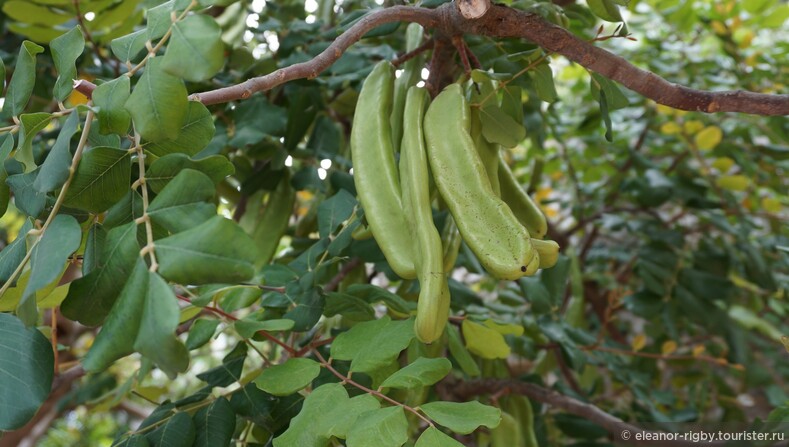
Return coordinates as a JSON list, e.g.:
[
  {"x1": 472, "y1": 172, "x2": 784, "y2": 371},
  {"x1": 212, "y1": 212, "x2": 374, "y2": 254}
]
[
  {"x1": 324, "y1": 258, "x2": 362, "y2": 292},
  {"x1": 451, "y1": 378, "x2": 732, "y2": 446},
  {"x1": 311, "y1": 348, "x2": 435, "y2": 427},
  {"x1": 392, "y1": 38, "x2": 434, "y2": 67},
  {"x1": 175, "y1": 294, "x2": 296, "y2": 355},
  {"x1": 189, "y1": 3, "x2": 788, "y2": 114},
  {"x1": 131, "y1": 134, "x2": 158, "y2": 273}
]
